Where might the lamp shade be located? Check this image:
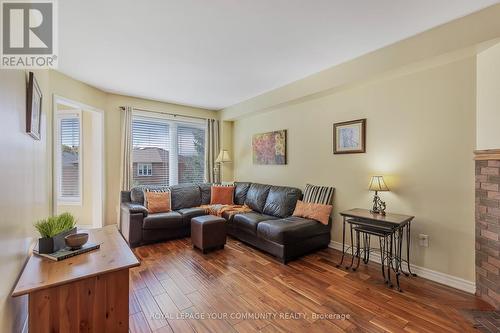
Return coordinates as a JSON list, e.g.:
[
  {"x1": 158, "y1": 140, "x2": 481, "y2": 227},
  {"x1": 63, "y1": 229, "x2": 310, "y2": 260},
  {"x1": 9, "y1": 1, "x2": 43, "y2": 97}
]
[
  {"x1": 368, "y1": 176, "x2": 389, "y2": 192},
  {"x1": 215, "y1": 150, "x2": 232, "y2": 163}
]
